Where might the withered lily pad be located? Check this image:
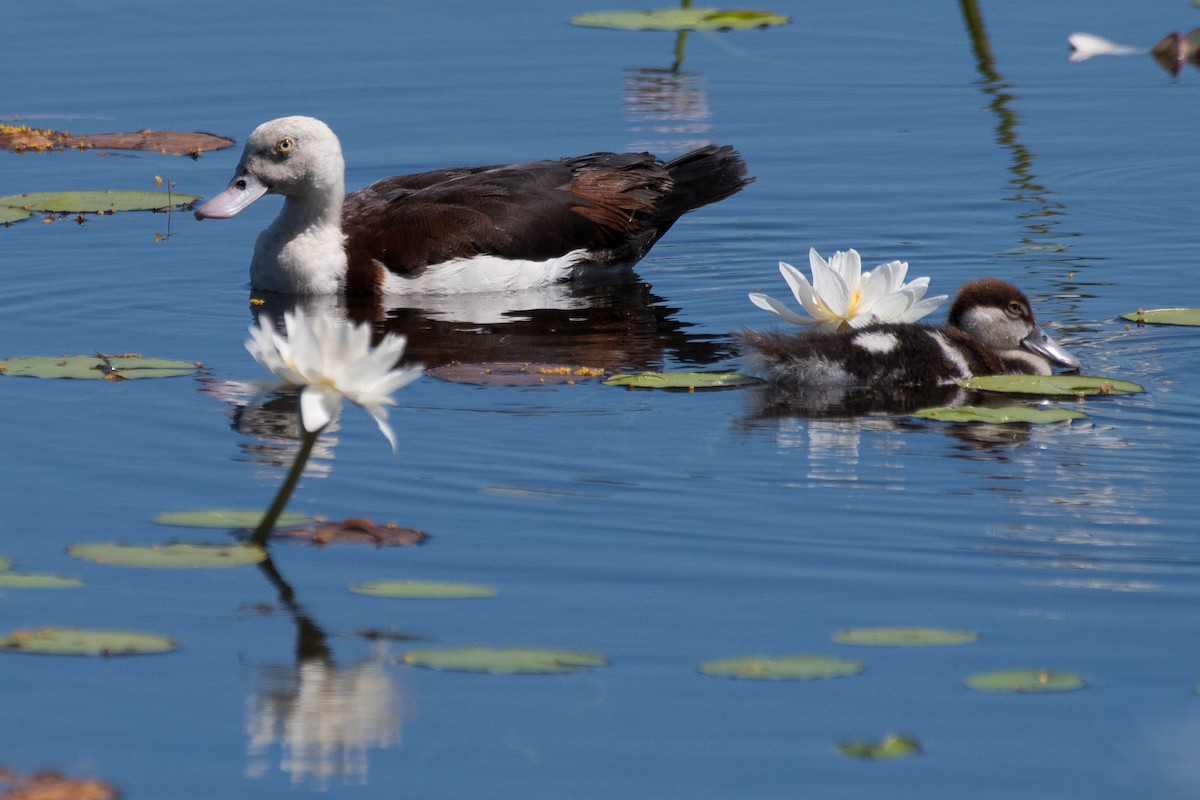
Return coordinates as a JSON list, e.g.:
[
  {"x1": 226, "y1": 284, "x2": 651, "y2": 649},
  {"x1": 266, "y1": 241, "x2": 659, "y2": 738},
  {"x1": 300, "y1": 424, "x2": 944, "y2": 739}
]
[
  {"x1": 0, "y1": 627, "x2": 177, "y2": 656},
  {"x1": 571, "y1": 8, "x2": 790, "y2": 31},
  {"x1": 152, "y1": 509, "x2": 310, "y2": 529},
  {"x1": 958, "y1": 375, "x2": 1143, "y2": 396},
  {"x1": 350, "y1": 580, "x2": 497, "y2": 599},
  {"x1": 68, "y1": 543, "x2": 266, "y2": 569},
  {"x1": 604, "y1": 371, "x2": 760, "y2": 390},
  {"x1": 1120, "y1": 307, "x2": 1200, "y2": 326},
  {"x1": 273, "y1": 517, "x2": 427, "y2": 547},
  {"x1": 832, "y1": 627, "x2": 979, "y2": 647},
  {"x1": 0, "y1": 572, "x2": 83, "y2": 589},
  {"x1": 0, "y1": 190, "x2": 198, "y2": 214},
  {"x1": 0, "y1": 354, "x2": 200, "y2": 380},
  {"x1": 699, "y1": 654, "x2": 864, "y2": 680},
  {"x1": 401, "y1": 646, "x2": 609, "y2": 674},
  {"x1": 0, "y1": 770, "x2": 119, "y2": 800},
  {"x1": 837, "y1": 734, "x2": 922, "y2": 760},
  {"x1": 427, "y1": 361, "x2": 606, "y2": 386},
  {"x1": 965, "y1": 669, "x2": 1086, "y2": 693},
  {"x1": 0, "y1": 123, "x2": 234, "y2": 155},
  {"x1": 913, "y1": 405, "x2": 1085, "y2": 424}
]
